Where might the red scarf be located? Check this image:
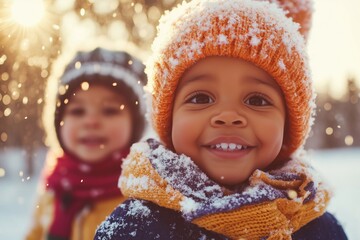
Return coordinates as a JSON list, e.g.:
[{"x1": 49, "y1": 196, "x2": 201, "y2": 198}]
[{"x1": 45, "y1": 150, "x2": 128, "y2": 239}]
